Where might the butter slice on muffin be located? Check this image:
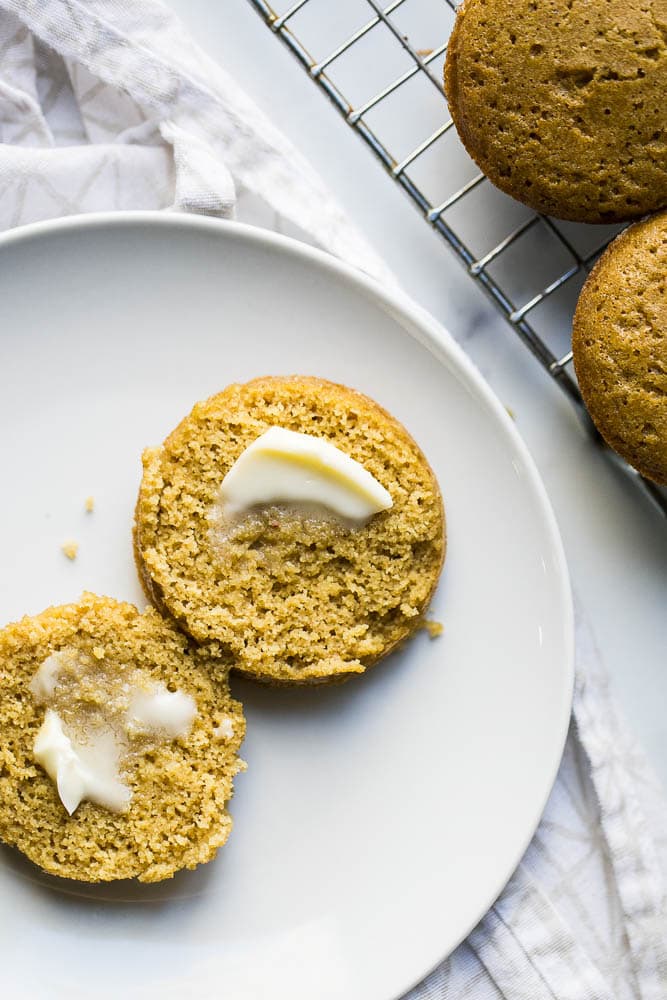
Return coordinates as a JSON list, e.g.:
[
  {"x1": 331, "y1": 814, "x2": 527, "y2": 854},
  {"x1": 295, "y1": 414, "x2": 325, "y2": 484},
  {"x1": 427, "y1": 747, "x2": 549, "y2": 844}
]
[
  {"x1": 573, "y1": 211, "x2": 667, "y2": 484},
  {"x1": 0, "y1": 593, "x2": 245, "y2": 882},
  {"x1": 134, "y1": 376, "x2": 445, "y2": 685}
]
